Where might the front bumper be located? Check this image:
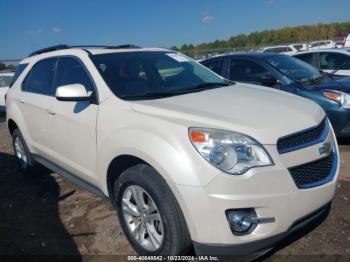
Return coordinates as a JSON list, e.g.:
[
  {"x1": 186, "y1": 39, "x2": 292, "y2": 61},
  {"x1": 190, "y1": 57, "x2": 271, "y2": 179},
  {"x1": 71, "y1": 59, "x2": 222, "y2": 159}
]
[
  {"x1": 174, "y1": 126, "x2": 339, "y2": 255},
  {"x1": 193, "y1": 202, "x2": 331, "y2": 256}
]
